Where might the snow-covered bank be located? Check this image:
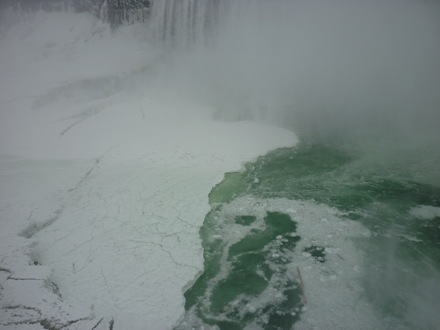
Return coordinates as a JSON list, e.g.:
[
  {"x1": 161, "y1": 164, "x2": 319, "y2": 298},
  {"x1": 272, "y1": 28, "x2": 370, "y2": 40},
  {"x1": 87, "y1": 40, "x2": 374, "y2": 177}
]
[
  {"x1": 0, "y1": 156, "x2": 104, "y2": 329},
  {"x1": 0, "y1": 11, "x2": 297, "y2": 328}
]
